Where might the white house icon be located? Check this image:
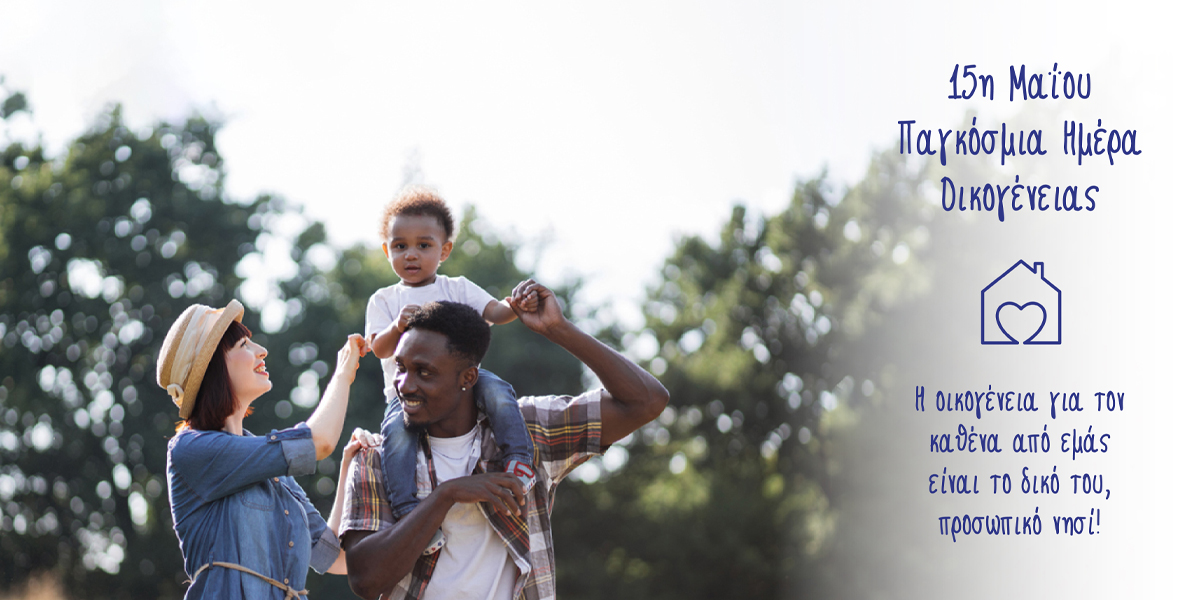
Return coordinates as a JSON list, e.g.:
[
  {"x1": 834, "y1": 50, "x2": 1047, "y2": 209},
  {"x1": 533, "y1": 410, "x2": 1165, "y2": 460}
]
[{"x1": 980, "y1": 260, "x2": 1062, "y2": 345}]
